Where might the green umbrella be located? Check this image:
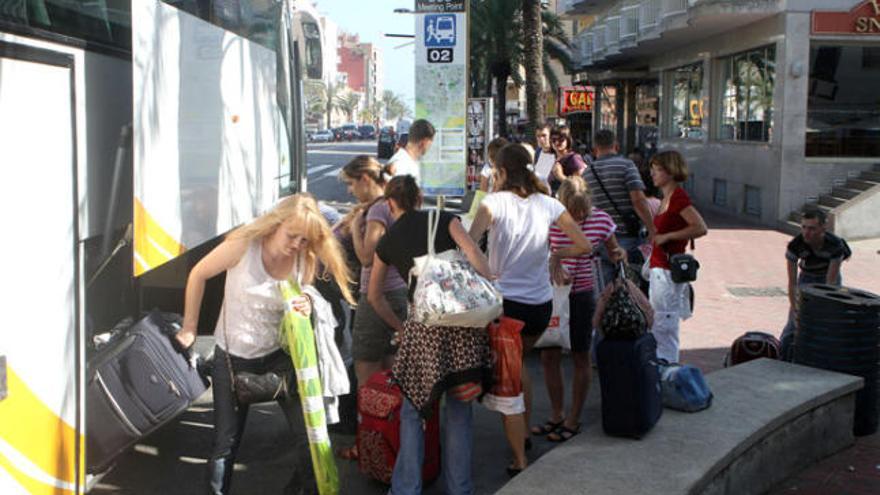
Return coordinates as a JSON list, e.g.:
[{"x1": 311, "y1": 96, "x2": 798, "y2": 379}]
[{"x1": 278, "y1": 279, "x2": 339, "y2": 495}]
